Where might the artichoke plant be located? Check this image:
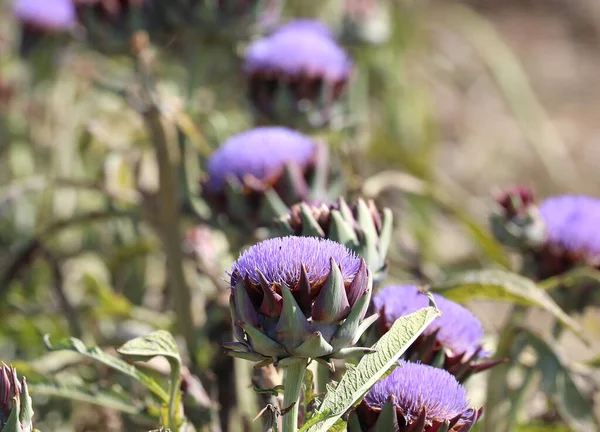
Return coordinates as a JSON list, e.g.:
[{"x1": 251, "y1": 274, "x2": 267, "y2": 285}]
[
  {"x1": 202, "y1": 127, "x2": 330, "y2": 228},
  {"x1": 0, "y1": 364, "x2": 34, "y2": 432},
  {"x1": 223, "y1": 236, "x2": 377, "y2": 366},
  {"x1": 277, "y1": 197, "x2": 392, "y2": 285},
  {"x1": 352, "y1": 361, "x2": 482, "y2": 431},
  {"x1": 244, "y1": 19, "x2": 352, "y2": 128},
  {"x1": 372, "y1": 285, "x2": 503, "y2": 382}
]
